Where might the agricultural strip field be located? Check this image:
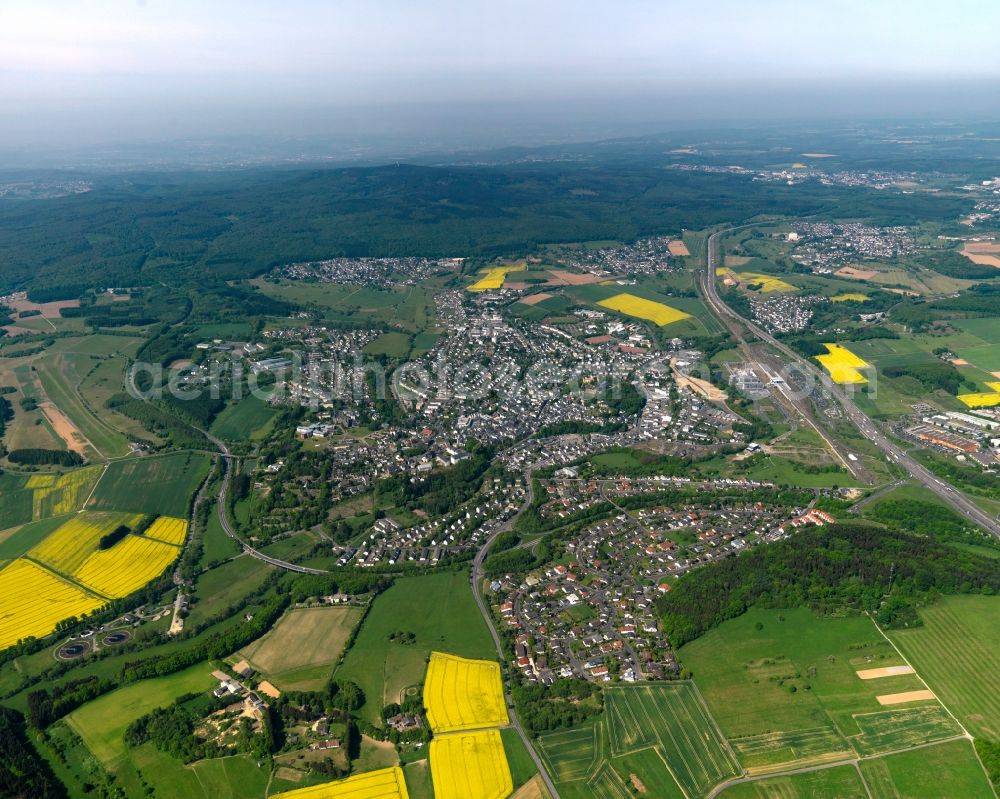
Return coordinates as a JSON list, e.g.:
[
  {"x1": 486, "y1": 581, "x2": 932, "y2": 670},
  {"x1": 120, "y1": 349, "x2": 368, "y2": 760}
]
[
  {"x1": 72, "y1": 534, "x2": 180, "y2": 598},
  {"x1": 87, "y1": 452, "x2": 210, "y2": 517},
  {"x1": 468, "y1": 263, "x2": 526, "y2": 291},
  {"x1": 815, "y1": 343, "x2": 872, "y2": 385},
  {"x1": 679, "y1": 608, "x2": 959, "y2": 769},
  {"x1": 429, "y1": 730, "x2": 513, "y2": 799},
  {"x1": 716, "y1": 267, "x2": 796, "y2": 293},
  {"x1": 858, "y1": 738, "x2": 994, "y2": 799},
  {"x1": 0, "y1": 511, "x2": 188, "y2": 645},
  {"x1": 0, "y1": 559, "x2": 105, "y2": 649},
  {"x1": 423, "y1": 651, "x2": 508, "y2": 733},
  {"x1": 65, "y1": 663, "x2": 218, "y2": 769},
  {"x1": 144, "y1": 516, "x2": 189, "y2": 546},
  {"x1": 957, "y1": 381, "x2": 1000, "y2": 408},
  {"x1": 33, "y1": 345, "x2": 136, "y2": 459},
  {"x1": 603, "y1": 683, "x2": 740, "y2": 796},
  {"x1": 335, "y1": 572, "x2": 495, "y2": 725},
  {"x1": 888, "y1": 594, "x2": 1000, "y2": 738},
  {"x1": 271, "y1": 766, "x2": 410, "y2": 799},
  {"x1": 28, "y1": 511, "x2": 144, "y2": 574},
  {"x1": 597, "y1": 293, "x2": 691, "y2": 326},
  {"x1": 717, "y1": 764, "x2": 867, "y2": 798},
  {"x1": 539, "y1": 683, "x2": 739, "y2": 798},
  {"x1": 0, "y1": 514, "x2": 70, "y2": 560},
  {"x1": 238, "y1": 605, "x2": 365, "y2": 691},
  {"x1": 0, "y1": 467, "x2": 103, "y2": 530}
]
